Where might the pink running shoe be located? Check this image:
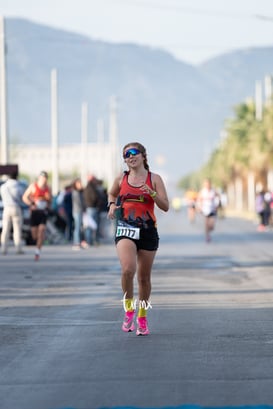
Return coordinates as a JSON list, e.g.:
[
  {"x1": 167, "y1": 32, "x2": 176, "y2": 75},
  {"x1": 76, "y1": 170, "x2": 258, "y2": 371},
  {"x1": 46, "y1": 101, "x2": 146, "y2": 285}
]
[
  {"x1": 122, "y1": 311, "x2": 135, "y2": 332},
  {"x1": 136, "y1": 317, "x2": 150, "y2": 336}
]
